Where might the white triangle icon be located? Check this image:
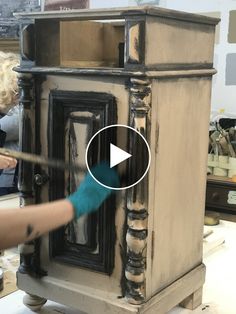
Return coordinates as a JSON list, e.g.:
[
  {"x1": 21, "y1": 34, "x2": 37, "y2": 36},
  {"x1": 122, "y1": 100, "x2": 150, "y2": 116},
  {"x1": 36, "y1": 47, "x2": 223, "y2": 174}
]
[{"x1": 110, "y1": 143, "x2": 132, "y2": 168}]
